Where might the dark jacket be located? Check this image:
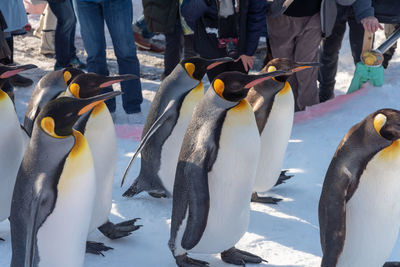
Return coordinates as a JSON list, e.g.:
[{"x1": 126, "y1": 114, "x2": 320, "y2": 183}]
[
  {"x1": 181, "y1": 0, "x2": 266, "y2": 58},
  {"x1": 142, "y1": 0, "x2": 179, "y2": 34},
  {"x1": 373, "y1": 0, "x2": 400, "y2": 23}
]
